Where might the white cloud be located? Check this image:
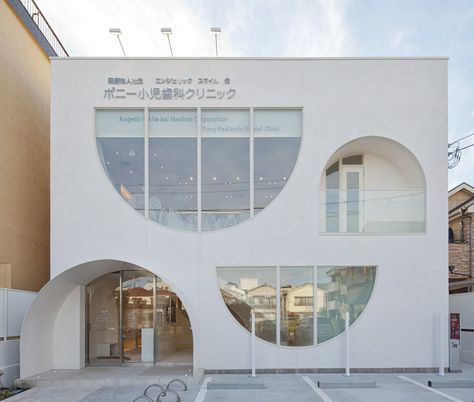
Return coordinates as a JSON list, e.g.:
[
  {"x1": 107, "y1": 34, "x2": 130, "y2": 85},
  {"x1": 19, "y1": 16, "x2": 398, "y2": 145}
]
[
  {"x1": 391, "y1": 30, "x2": 414, "y2": 52},
  {"x1": 37, "y1": 0, "x2": 352, "y2": 57},
  {"x1": 37, "y1": 0, "x2": 239, "y2": 57}
]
